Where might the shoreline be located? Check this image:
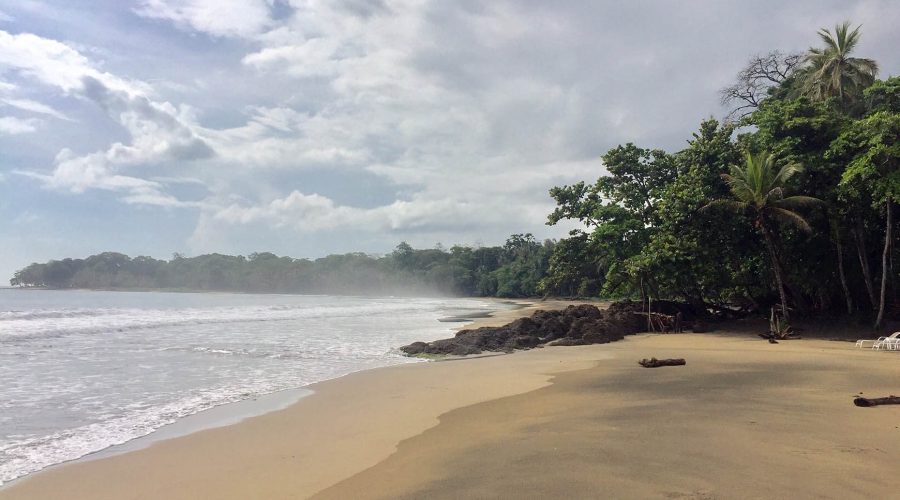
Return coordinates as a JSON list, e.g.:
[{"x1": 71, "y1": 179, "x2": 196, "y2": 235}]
[
  {"x1": 0, "y1": 296, "x2": 553, "y2": 490},
  {"x1": 0, "y1": 320, "x2": 601, "y2": 499}
]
